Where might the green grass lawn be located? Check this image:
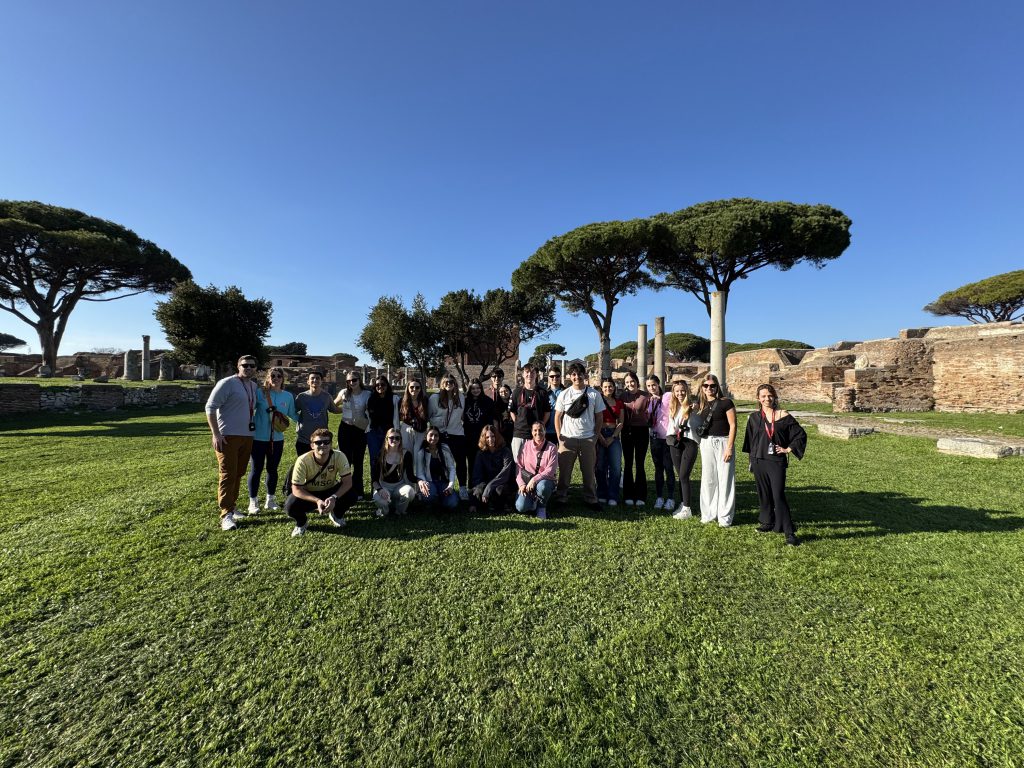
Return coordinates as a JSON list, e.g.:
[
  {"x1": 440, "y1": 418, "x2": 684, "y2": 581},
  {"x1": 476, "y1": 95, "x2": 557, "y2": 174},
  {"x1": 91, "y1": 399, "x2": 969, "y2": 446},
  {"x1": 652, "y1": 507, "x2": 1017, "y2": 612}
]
[{"x1": 2, "y1": 407, "x2": 1023, "y2": 767}]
